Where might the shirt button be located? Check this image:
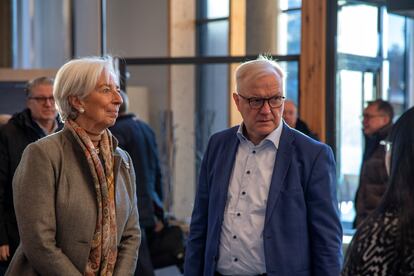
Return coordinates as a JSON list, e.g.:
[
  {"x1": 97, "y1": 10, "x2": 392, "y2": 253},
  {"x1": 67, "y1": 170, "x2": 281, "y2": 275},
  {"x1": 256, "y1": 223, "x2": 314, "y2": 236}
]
[
  {"x1": 237, "y1": 213, "x2": 241, "y2": 217},
  {"x1": 252, "y1": 150, "x2": 256, "y2": 154},
  {"x1": 241, "y1": 191, "x2": 246, "y2": 195},
  {"x1": 233, "y1": 235, "x2": 237, "y2": 239},
  {"x1": 246, "y1": 170, "x2": 250, "y2": 174},
  {"x1": 234, "y1": 257, "x2": 238, "y2": 262}
]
